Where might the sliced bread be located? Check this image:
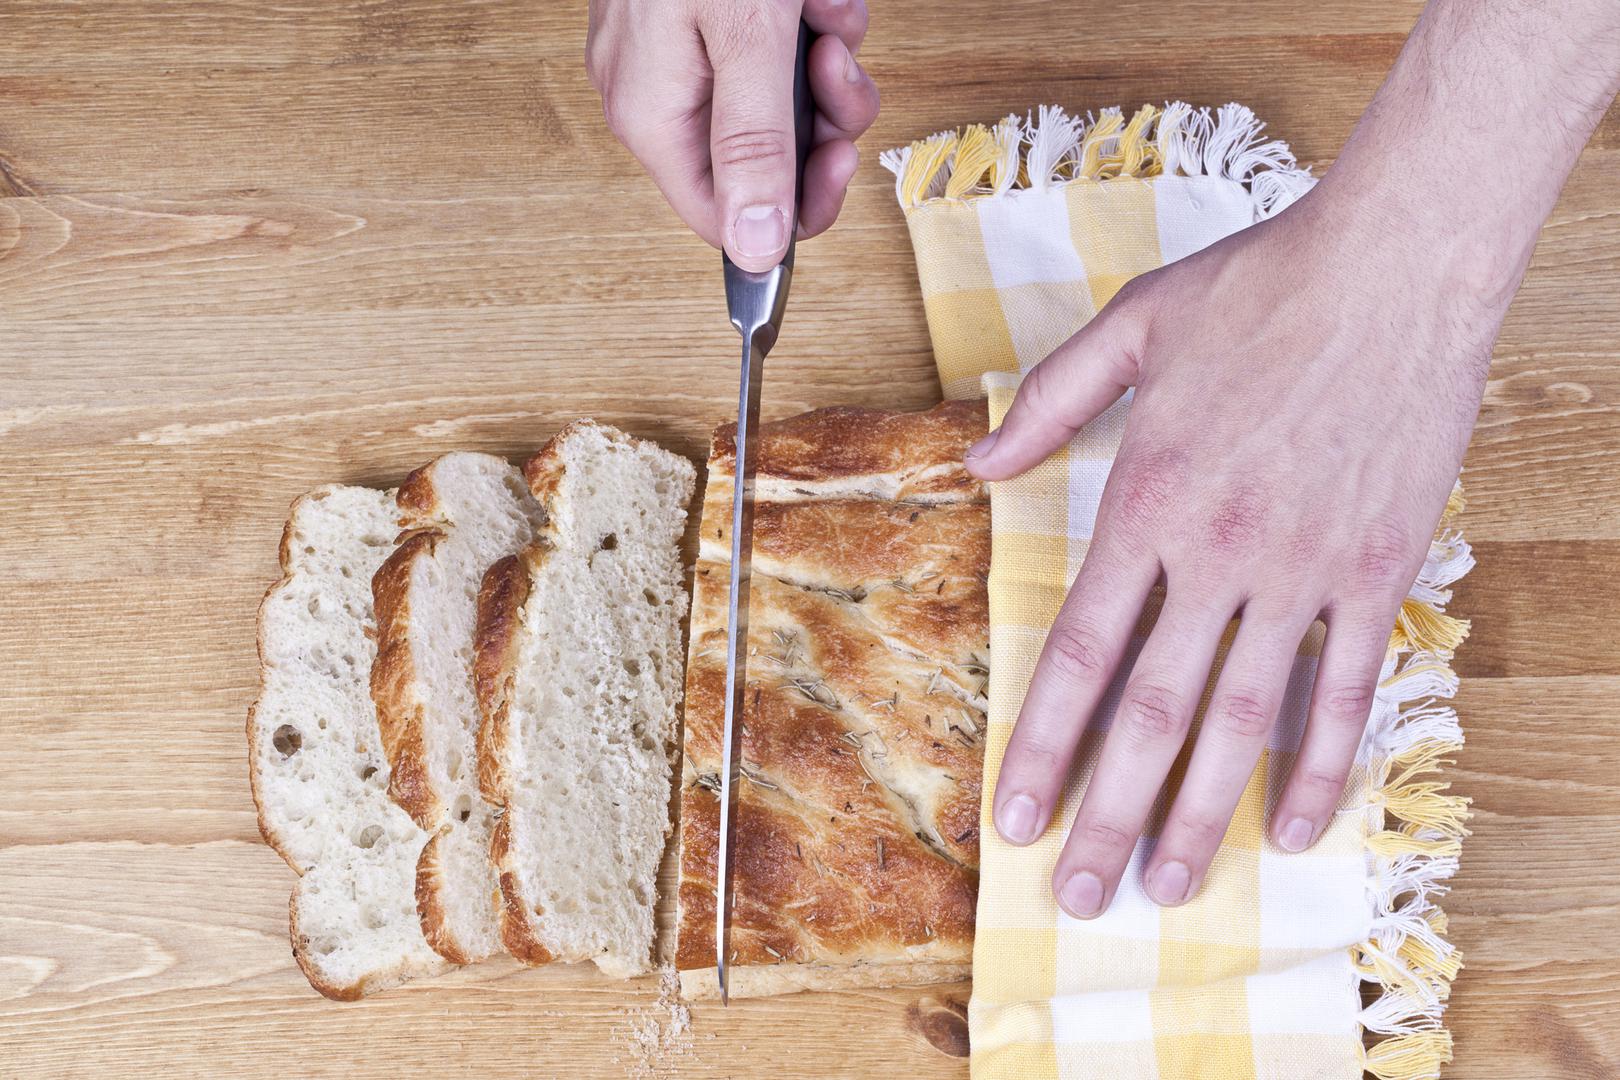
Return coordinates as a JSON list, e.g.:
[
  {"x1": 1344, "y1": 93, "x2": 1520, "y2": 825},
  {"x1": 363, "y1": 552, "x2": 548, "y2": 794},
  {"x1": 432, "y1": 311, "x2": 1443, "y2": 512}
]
[
  {"x1": 248, "y1": 484, "x2": 448, "y2": 999},
  {"x1": 475, "y1": 420, "x2": 696, "y2": 976},
  {"x1": 370, "y1": 452, "x2": 545, "y2": 963}
]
